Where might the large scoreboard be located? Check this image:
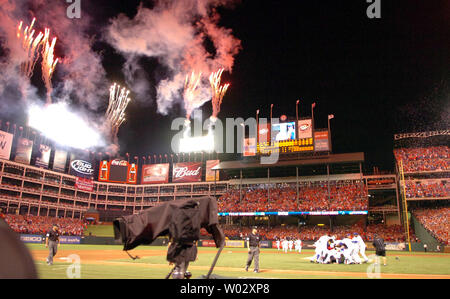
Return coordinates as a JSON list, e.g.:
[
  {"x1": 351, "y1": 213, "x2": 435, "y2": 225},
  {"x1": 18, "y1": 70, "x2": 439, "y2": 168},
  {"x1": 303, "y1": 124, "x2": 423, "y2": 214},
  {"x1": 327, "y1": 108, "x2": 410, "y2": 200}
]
[
  {"x1": 244, "y1": 118, "x2": 330, "y2": 156},
  {"x1": 257, "y1": 138, "x2": 314, "y2": 155}
]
